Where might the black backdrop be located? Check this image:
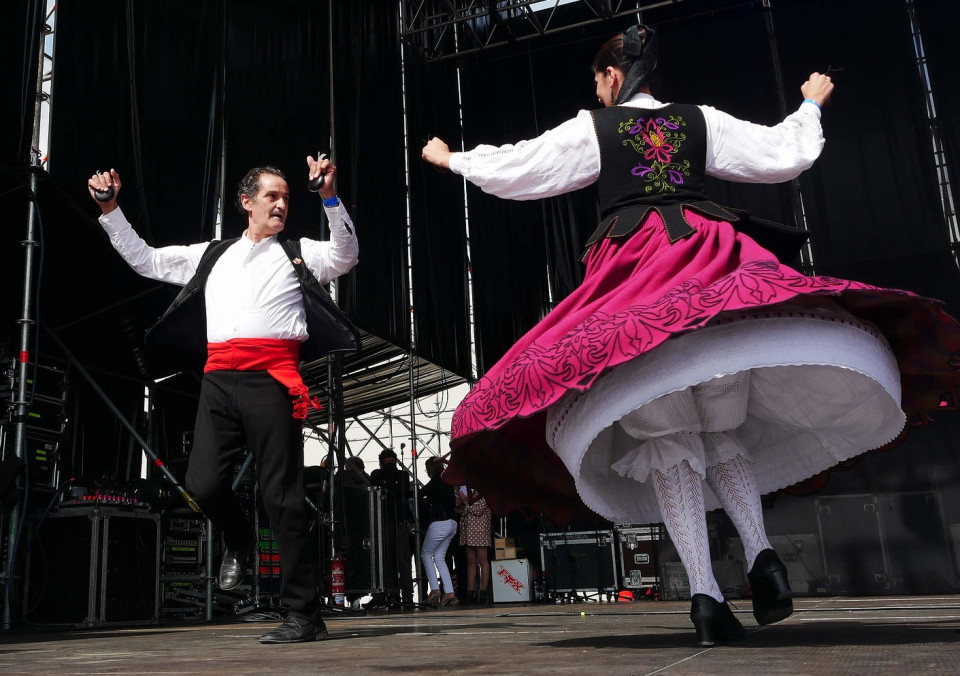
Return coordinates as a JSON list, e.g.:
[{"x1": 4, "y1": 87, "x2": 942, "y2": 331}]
[
  {"x1": 0, "y1": 0, "x2": 44, "y2": 169},
  {"x1": 405, "y1": 52, "x2": 473, "y2": 379},
  {"x1": 442, "y1": 0, "x2": 960, "y2": 371},
  {"x1": 5, "y1": 0, "x2": 958, "y2": 383},
  {"x1": 3, "y1": 0, "x2": 960, "y2": 480},
  {"x1": 331, "y1": 1, "x2": 411, "y2": 352},
  {"x1": 219, "y1": 0, "x2": 330, "y2": 242},
  {"x1": 776, "y1": 0, "x2": 960, "y2": 307},
  {"x1": 918, "y1": 0, "x2": 960, "y2": 230},
  {"x1": 0, "y1": 0, "x2": 45, "y2": 363}
]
